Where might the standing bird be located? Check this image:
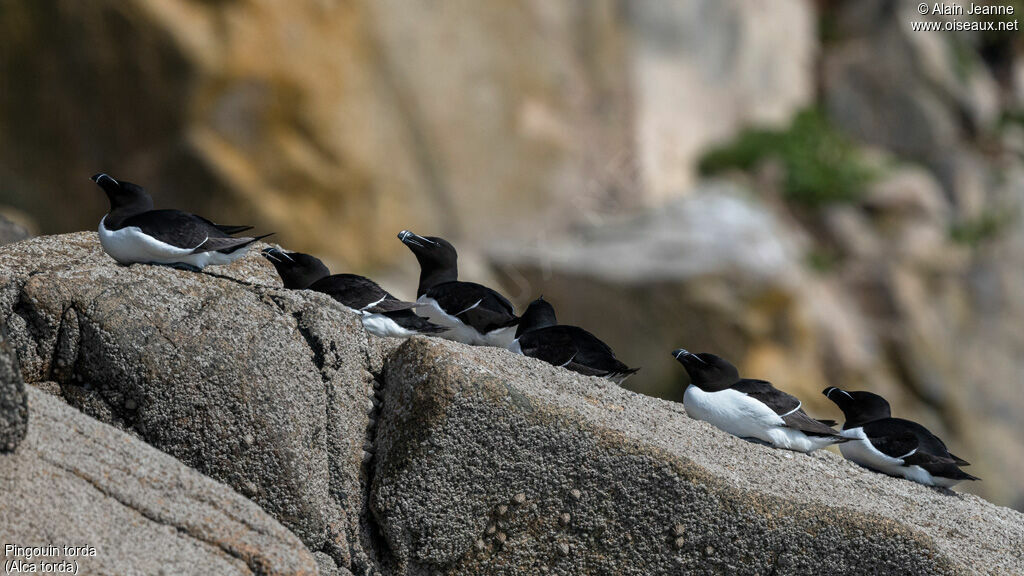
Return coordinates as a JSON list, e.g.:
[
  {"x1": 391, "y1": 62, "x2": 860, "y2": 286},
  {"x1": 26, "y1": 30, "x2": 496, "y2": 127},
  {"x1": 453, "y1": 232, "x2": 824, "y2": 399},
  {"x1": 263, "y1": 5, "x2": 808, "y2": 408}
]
[
  {"x1": 93, "y1": 173, "x2": 270, "y2": 270},
  {"x1": 262, "y1": 248, "x2": 445, "y2": 338},
  {"x1": 672, "y1": 349, "x2": 846, "y2": 453},
  {"x1": 823, "y1": 387, "x2": 978, "y2": 487},
  {"x1": 511, "y1": 297, "x2": 639, "y2": 383},
  {"x1": 397, "y1": 230, "x2": 519, "y2": 346}
]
